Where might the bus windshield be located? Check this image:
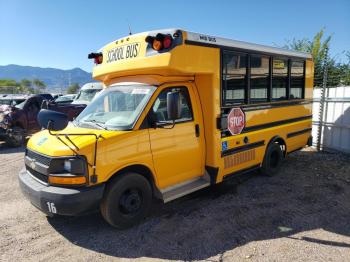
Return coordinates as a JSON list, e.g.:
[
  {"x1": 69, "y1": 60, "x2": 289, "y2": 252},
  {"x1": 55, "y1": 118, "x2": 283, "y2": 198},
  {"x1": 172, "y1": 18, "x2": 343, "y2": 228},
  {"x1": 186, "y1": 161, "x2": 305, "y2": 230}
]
[{"x1": 74, "y1": 84, "x2": 156, "y2": 130}]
